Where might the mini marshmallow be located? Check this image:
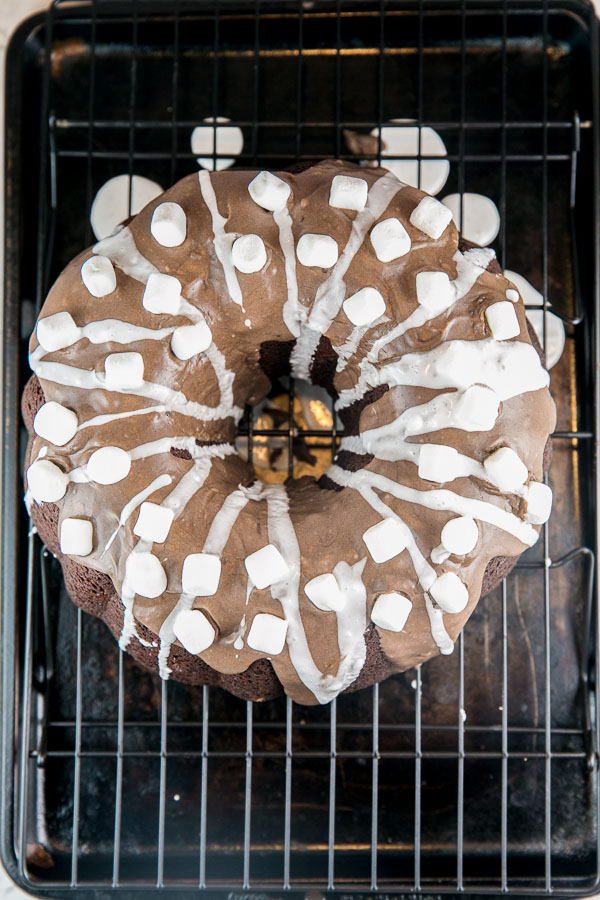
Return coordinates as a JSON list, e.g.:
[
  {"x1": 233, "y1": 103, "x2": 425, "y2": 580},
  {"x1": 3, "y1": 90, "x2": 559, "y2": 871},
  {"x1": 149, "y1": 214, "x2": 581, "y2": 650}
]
[
  {"x1": 418, "y1": 443, "x2": 459, "y2": 483},
  {"x1": 454, "y1": 385, "x2": 500, "y2": 431},
  {"x1": 440, "y1": 516, "x2": 479, "y2": 555},
  {"x1": 81, "y1": 255, "x2": 116, "y2": 297},
  {"x1": 304, "y1": 573, "x2": 345, "y2": 612},
  {"x1": 133, "y1": 501, "x2": 174, "y2": 543},
  {"x1": 371, "y1": 592, "x2": 413, "y2": 632},
  {"x1": 151, "y1": 202, "x2": 187, "y2": 247},
  {"x1": 142, "y1": 273, "x2": 182, "y2": 315},
  {"x1": 173, "y1": 608, "x2": 216, "y2": 654},
  {"x1": 363, "y1": 517, "x2": 407, "y2": 563},
  {"x1": 181, "y1": 553, "x2": 222, "y2": 596},
  {"x1": 525, "y1": 481, "x2": 553, "y2": 525},
  {"x1": 248, "y1": 171, "x2": 291, "y2": 212},
  {"x1": 485, "y1": 301, "x2": 520, "y2": 341},
  {"x1": 329, "y1": 174, "x2": 368, "y2": 212},
  {"x1": 409, "y1": 195, "x2": 453, "y2": 239},
  {"x1": 506, "y1": 289, "x2": 519, "y2": 302},
  {"x1": 429, "y1": 572, "x2": 469, "y2": 614},
  {"x1": 36, "y1": 311, "x2": 80, "y2": 353},
  {"x1": 296, "y1": 233, "x2": 338, "y2": 268},
  {"x1": 245, "y1": 543, "x2": 289, "y2": 589},
  {"x1": 104, "y1": 351, "x2": 144, "y2": 389},
  {"x1": 503, "y1": 270, "x2": 544, "y2": 307},
  {"x1": 60, "y1": 518, "x2": 93, "y2": 556},
  {"x1": 125, "y1": 551, "x2": 167, "y2": 599},
  {"x1": 87, "y1": 446, "x2": 131, "y2": 484},
  {"x1": 171, "y1": 321, "x2": 212, "y2": 360},
  {"x1": 231, "y1": 234, "x2": 267, "y2": 274},
  {"x1": 26, "y1": 459, "x2": 68, "y2": 503},
  {"x1": 370, "y1": 217, "x2": 411, "y2": 262},
  {"x1": 483, "y1": 447, "x2": 528, "y2": 492},
  {"x1": 343, "y1": 287, "x2": 386, "y2": 326},
  {"x1": 247, "y1": 613, "x2": 288, "y2": 656},
  {"x1": 33, "y1": 401, "x2": 78, "y2": 446},
  {"x1": 415, "y1": 270, "x2": 454, "y2": 316}
]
